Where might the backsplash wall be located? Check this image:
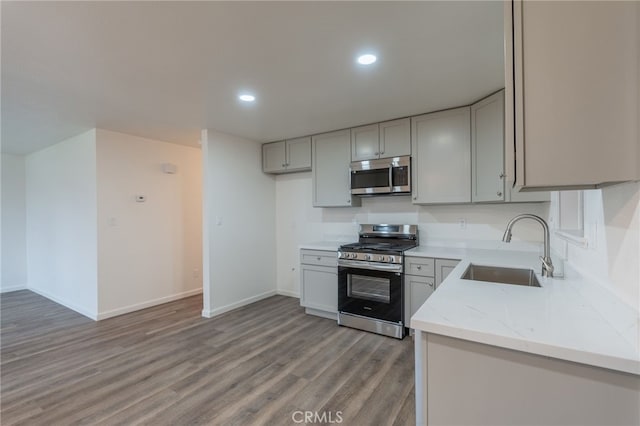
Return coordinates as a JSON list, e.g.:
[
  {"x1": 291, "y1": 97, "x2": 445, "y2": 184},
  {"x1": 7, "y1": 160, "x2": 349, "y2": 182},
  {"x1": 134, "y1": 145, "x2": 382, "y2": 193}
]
[
  {"x1": 549, "y1": 182, "x2": 640, "y2": 311},
  {"x1": 275, "y1": 172, "x2": 550, "y2": 296}
]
